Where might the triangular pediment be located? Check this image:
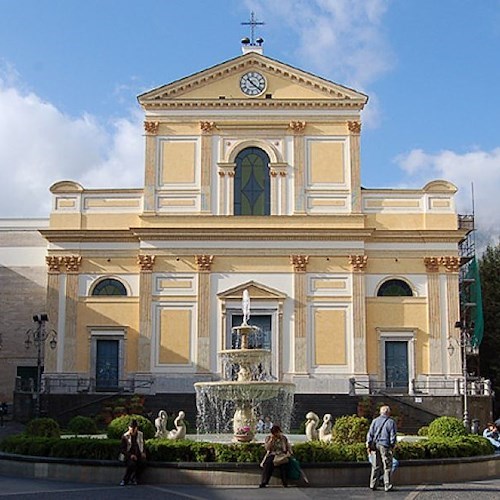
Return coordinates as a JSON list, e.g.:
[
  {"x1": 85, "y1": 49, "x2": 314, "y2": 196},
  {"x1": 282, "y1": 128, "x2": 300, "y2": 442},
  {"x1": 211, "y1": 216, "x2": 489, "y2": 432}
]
[
  {"x1": 138, "y1": 52, "x2": 367, "y2": 110},
  {"x1": 218, "y1": 280, "x2": 287, "y2": 301}
]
